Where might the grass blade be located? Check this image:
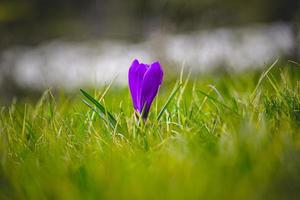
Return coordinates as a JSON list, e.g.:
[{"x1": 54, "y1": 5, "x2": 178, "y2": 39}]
[
  {"x1": 198, "y1": 89, "x2": 239, "y2": 115},
  {"x1": 251, "y1": 59, "x2": 278, "y2": 101},
  {"x1": 80, "y1": 89, "x2": 117, "y2": 129},
  {"x1": 157, "y1": 82, "x2": 182, "y2": 121},
  {"x1": 81, "y1": 99, "x2": 108, "y2": 123}
]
